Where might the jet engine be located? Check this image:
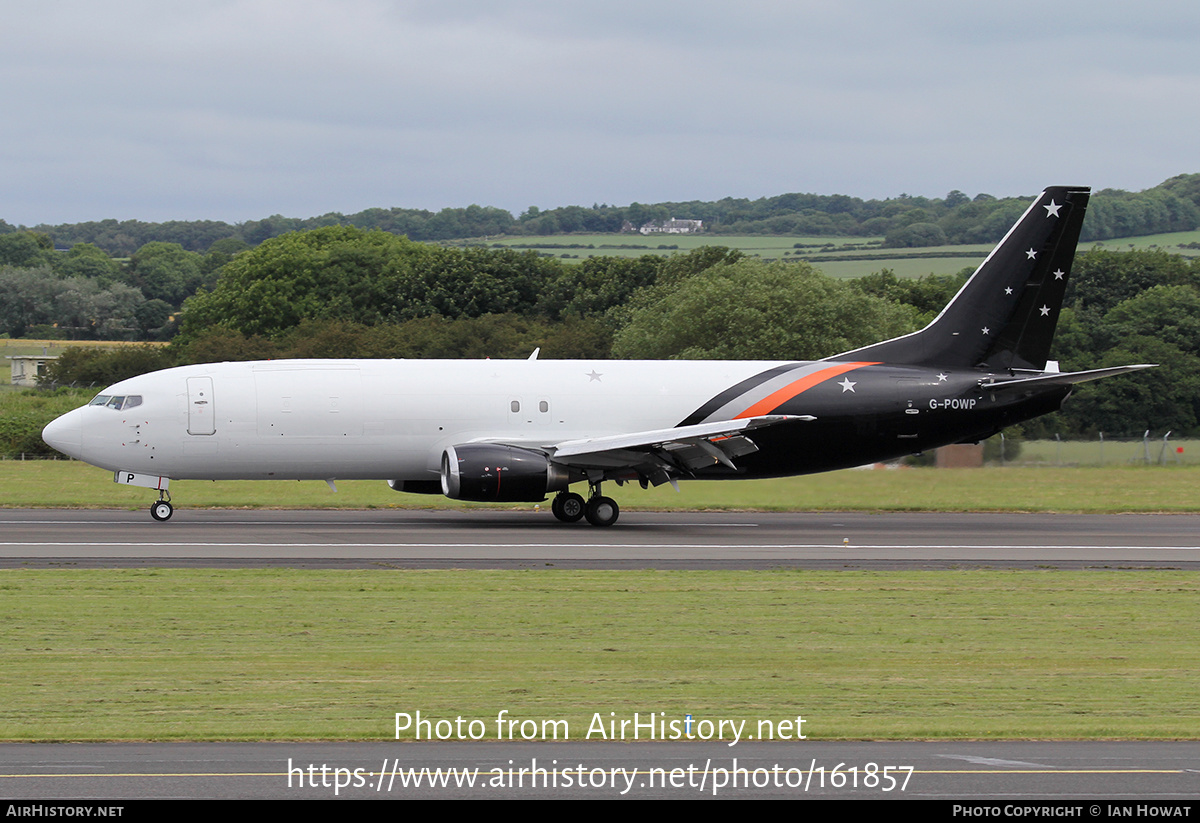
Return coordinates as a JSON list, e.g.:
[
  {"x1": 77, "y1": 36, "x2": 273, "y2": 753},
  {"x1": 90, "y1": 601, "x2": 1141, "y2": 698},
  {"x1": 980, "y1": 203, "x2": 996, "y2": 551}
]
[
  {"x1": 387, "y1": 479, "x2": 441, "y2": 494},
  {"x1": 440, "y1": 444, "x2": 571, "y2": 502}
]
